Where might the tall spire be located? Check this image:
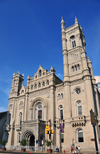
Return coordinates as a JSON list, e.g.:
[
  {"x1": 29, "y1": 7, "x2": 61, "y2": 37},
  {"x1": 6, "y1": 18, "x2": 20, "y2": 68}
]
[{"x1": 61, "y1": 17, "x2": 65, "y2": 29}]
